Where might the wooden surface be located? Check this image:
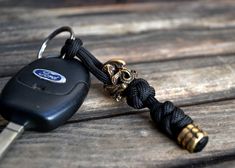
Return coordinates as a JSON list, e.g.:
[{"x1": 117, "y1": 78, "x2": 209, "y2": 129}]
[{"x1": 0, "y1": 0, "x2": 235, "y2": 167}]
